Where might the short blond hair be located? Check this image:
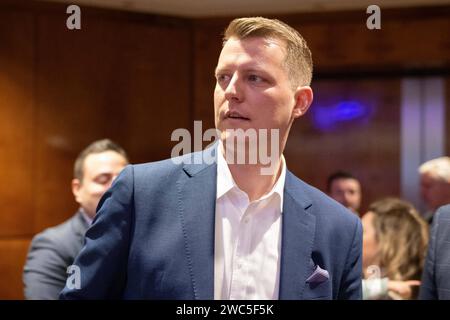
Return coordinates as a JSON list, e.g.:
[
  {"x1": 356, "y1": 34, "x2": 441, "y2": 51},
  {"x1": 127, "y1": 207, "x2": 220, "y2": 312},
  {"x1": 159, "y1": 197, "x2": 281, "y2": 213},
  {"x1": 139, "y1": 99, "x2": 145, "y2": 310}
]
[
  {"x1": 419, "y1": 157, "x2": 450, "y2": 182},
  {"x1": 223, "y1": 17, "x2": 313, "y2": 87}
]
